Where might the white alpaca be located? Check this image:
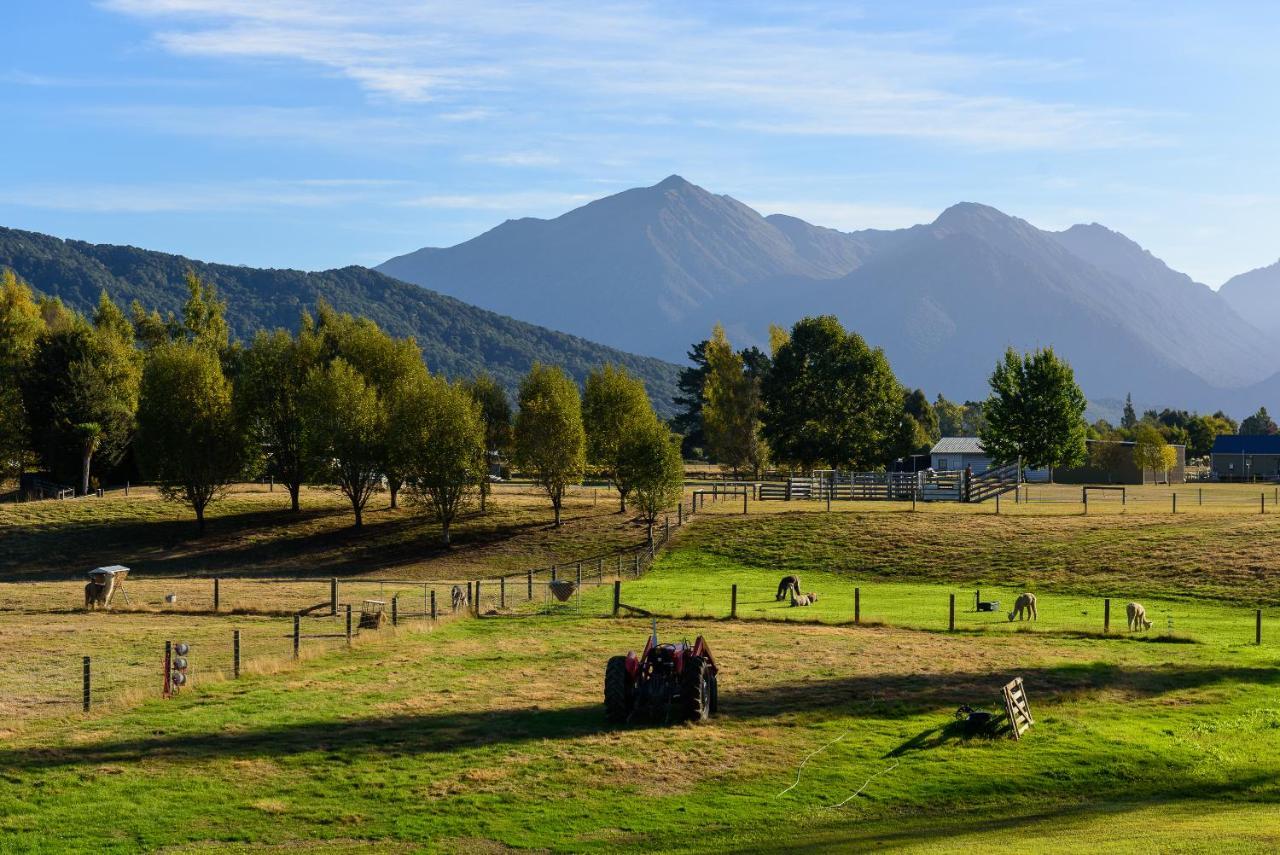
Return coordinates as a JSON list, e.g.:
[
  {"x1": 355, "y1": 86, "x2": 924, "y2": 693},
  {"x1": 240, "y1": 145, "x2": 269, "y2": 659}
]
[
  {"x1": 1008, "y1": 592, "x2": 1037, "y2": 622},
  {"x1": 1126, "y1": 601, "x2": 1152, "y2": 631},
  {"x1": 790, "y1": 592, "x2": 818, "y2": 607}
]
